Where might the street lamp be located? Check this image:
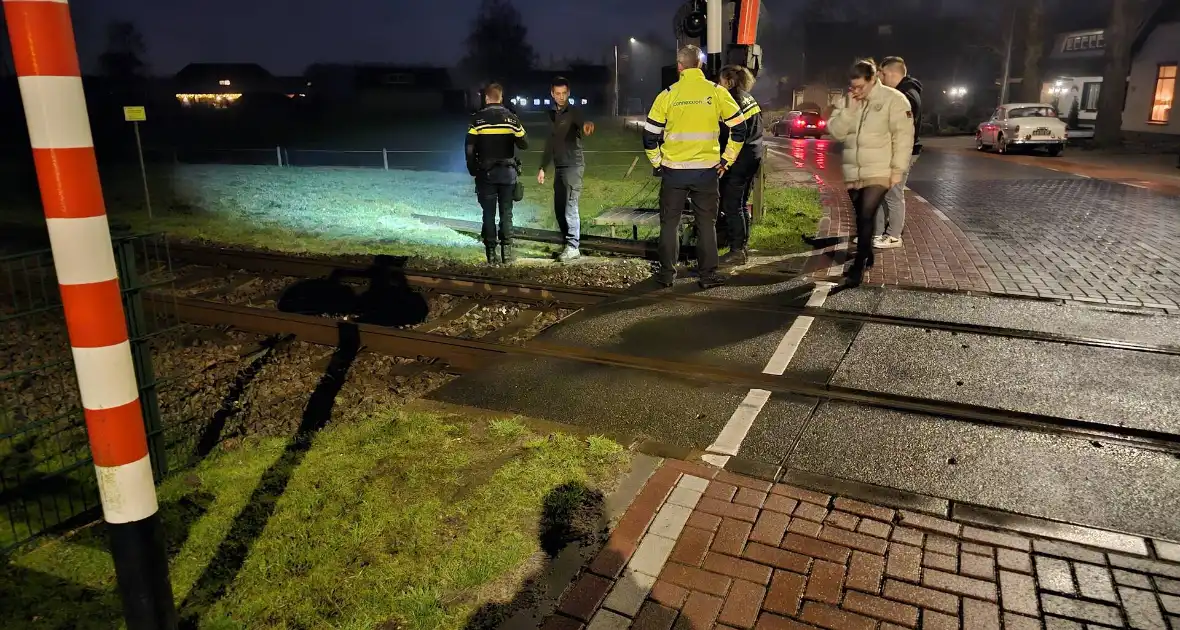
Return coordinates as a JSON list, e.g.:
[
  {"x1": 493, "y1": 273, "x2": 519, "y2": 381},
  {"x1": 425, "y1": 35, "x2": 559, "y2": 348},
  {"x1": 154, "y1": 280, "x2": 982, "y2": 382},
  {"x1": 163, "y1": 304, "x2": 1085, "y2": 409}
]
[{"x1": 614, "y1": 37, "x2": 638, "y2": 117}]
